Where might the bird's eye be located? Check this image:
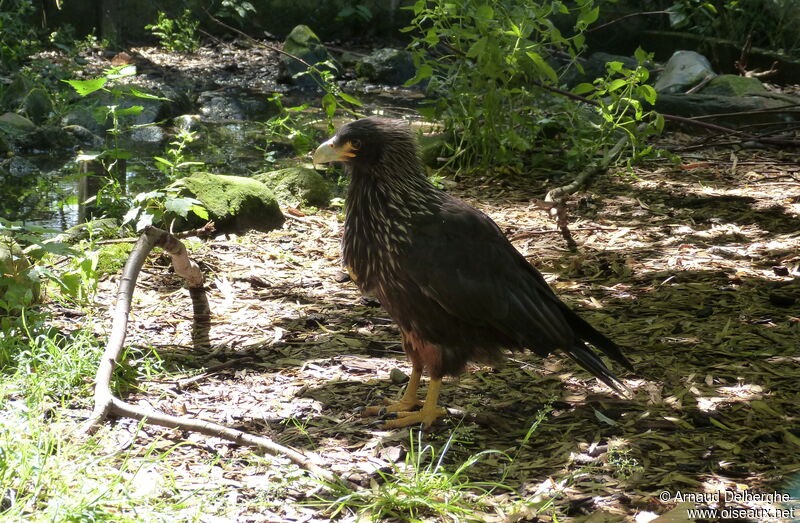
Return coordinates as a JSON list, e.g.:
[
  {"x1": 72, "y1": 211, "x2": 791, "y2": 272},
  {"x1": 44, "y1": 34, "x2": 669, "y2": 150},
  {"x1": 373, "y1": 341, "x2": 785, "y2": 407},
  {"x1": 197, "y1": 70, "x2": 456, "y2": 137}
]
[{"x1": 350, "y1": 139, "x2": 362, "y2": 150}]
